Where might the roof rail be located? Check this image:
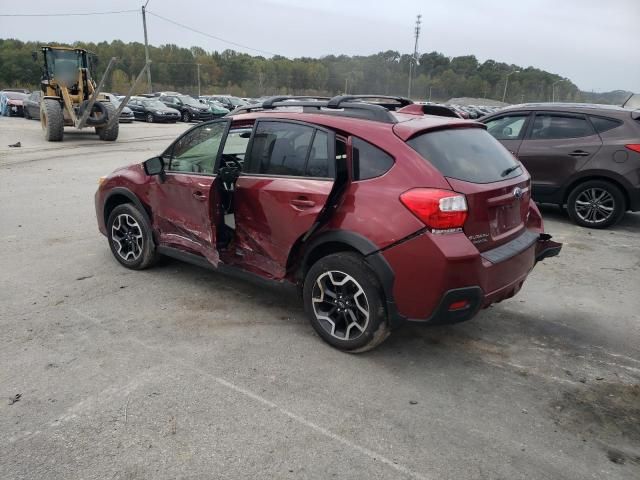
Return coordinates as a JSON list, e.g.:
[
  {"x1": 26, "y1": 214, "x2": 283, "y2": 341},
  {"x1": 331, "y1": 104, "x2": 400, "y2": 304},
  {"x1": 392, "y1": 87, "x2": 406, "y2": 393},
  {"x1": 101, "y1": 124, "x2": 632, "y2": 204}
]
[
  {"x1": 230, "y1": 94, "x2": 411, "y2": 123},
  {"x1": 327, "y1": 95, "x2": 413, "y2": 110}
]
